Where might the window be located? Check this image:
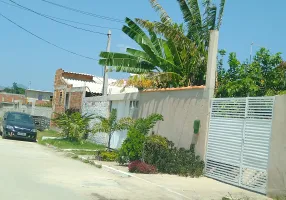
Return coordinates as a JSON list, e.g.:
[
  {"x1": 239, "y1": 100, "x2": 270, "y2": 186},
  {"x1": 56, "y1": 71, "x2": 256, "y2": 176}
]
[
  {"x1": 59, "y1": 92, "x2": 63, "y2": 104},
  {"x1": 7, "y1": 113, "x2": 34, "y2": 124},
  {"x1": 130, "y1": 101, "x2": 139, "y2": 109},
  {"x1": 38, "y1": 95, "x2": 43, "y2": 100},
  {"x1": 65, "y1": 93, "x2": 70, "y2": 111},
  {"x1": 109, "y1": 101, "x2": 113, "y2": 112}
]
